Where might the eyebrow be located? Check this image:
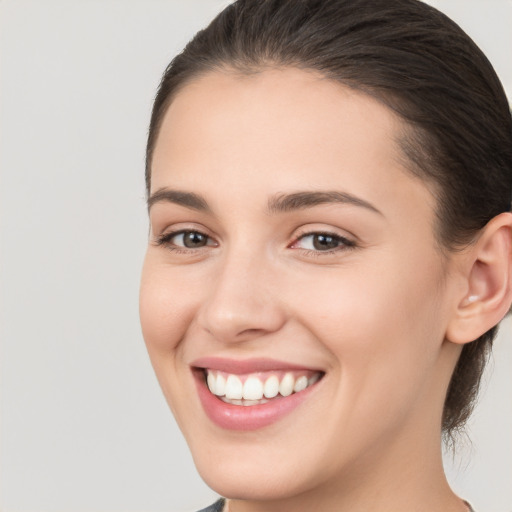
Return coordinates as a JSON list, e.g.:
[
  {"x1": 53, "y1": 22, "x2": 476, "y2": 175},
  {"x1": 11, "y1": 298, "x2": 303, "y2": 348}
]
[
  {"x1": 147, "y1": 188, "x2": 211, "y2": 212},
  {"x1": 266, "y1": 191, "x2": 383, "y2": 216},
  {"x1": 147, "y1": 188, "x2": 382, "y2": 216}
]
